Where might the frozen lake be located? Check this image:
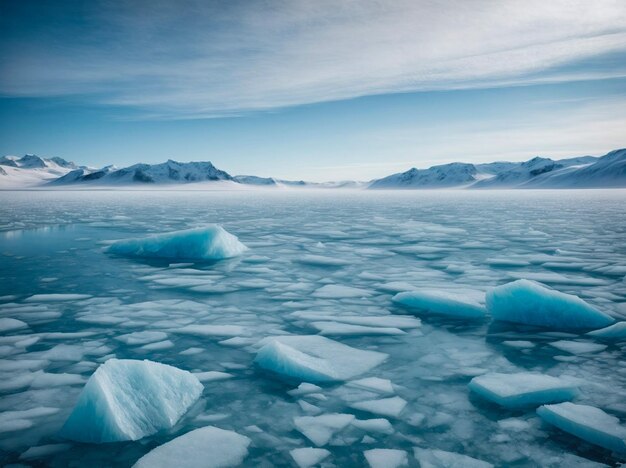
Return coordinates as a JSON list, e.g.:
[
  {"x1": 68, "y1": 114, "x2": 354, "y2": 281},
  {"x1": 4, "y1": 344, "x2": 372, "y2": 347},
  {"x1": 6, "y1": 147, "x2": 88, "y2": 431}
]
[{"x1": 1, "y1": 190, "x2": 625, "y2": 467}]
